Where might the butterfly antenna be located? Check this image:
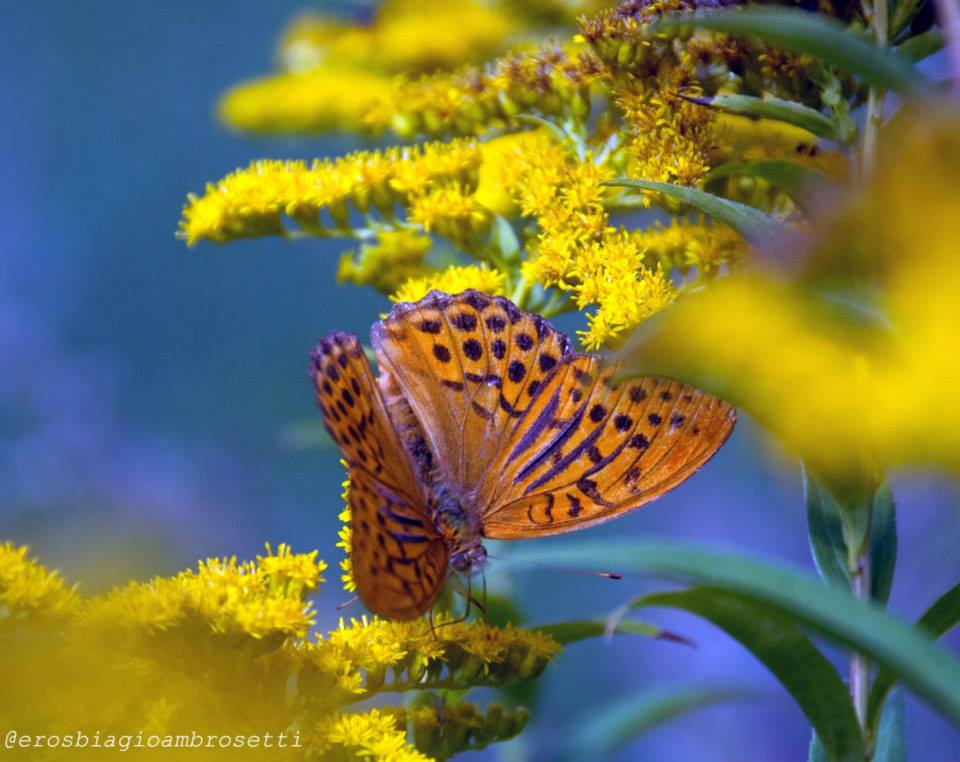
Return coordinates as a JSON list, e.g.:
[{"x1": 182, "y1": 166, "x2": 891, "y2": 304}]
[
  {"x1": 486, "y1": 554, "x2": 622, "y2": 580},
  {"x1": 336, "y1": 595, "x2": 359, "y2": 611}
]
